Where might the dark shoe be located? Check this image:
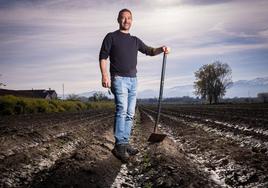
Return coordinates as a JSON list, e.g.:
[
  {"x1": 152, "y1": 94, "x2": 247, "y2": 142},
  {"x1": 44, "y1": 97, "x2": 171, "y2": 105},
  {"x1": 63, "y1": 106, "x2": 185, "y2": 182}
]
[
  {"x1": 112, "y1": 144, "x2": 129, "y2": 163},
  {"x1": 126, "y1": 144, "x2": 139, "y2": 156}
]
